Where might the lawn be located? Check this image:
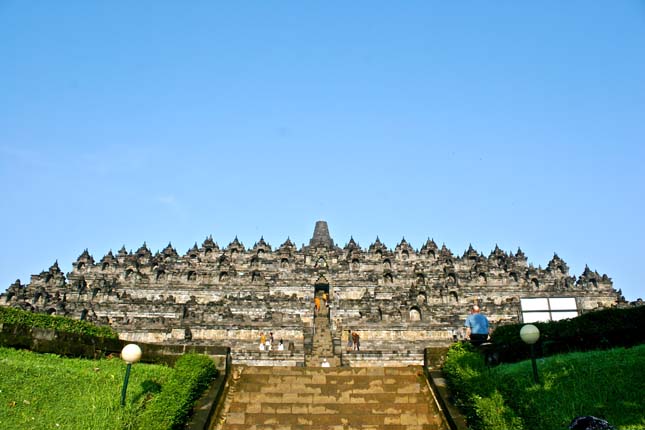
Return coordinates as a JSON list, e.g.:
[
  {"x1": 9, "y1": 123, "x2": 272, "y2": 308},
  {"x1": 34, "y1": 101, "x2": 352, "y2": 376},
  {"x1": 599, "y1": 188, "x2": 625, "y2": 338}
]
[
  {"x1": 444, "y1": 343, "x2": 645, "y2": 430},
  {"x1": 0, "y1": 347, "x2": 173, "y2": 430},
  {"x1": 499, "y1": 345, "x2": 645, "y2": 429}
]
